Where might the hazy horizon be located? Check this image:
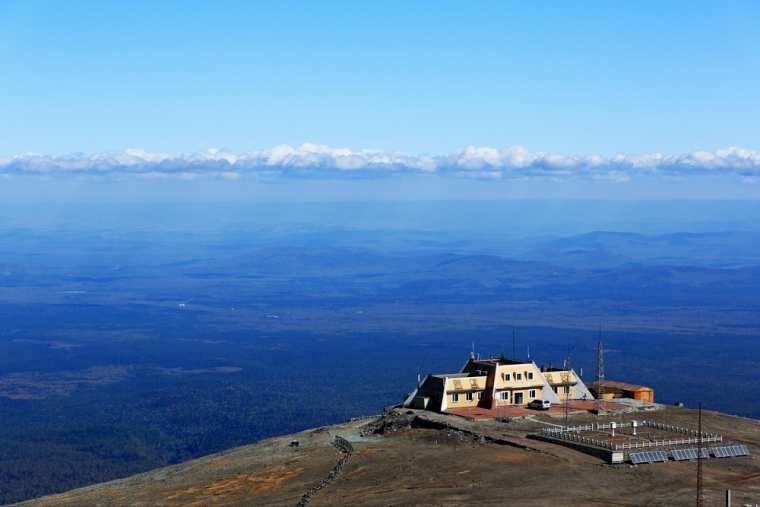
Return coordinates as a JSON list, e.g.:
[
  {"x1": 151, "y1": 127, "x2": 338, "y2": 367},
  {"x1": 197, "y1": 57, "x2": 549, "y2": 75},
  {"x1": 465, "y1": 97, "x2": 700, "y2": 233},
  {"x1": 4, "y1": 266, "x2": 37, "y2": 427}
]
[{"x1": 3, "y1": 2, "x2": 760, "y2": 504}]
